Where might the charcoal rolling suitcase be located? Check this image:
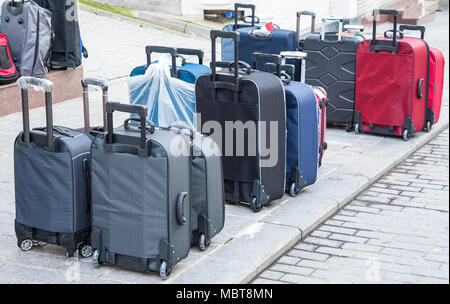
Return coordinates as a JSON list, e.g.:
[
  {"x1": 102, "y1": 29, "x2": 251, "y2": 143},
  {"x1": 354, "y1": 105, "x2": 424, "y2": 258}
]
[
  {"x1": 354, "y1": 10, "x2": 430, "y2": 141},
  {"x1": 90, "y1": 103, "x2": 191, "y2": 280},
  {"x1": 14, "y1": 77, "x2": 93, "y2": 258},
  {"x1": 196, "y1": 30, "x2": 286, "y2": 213},
  {"x1": 398, "y1": 25, "x2": 446, "y2": 129},
  {"x1": 298, "y1": 13, "x2": 364, "y2": 130},
  {"x1": 256, "y1": 53, "x2": 320, "y2": 197},
  {"x1": 222, "y1": 3, "x2": 299, "y2": 74},
  {"x1": 81, "y1": 77, "x2": 109, "y2": 137},
  {"x1": 130, "y1": 46, "x2": 210, "y2": 84}
]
